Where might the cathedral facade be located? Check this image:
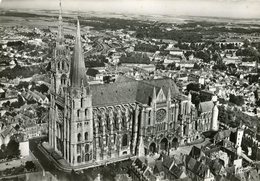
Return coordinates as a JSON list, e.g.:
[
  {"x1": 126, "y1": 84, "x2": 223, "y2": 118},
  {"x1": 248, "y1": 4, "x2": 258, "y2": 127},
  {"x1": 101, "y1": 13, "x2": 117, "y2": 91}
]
[{"x1": 48, "y1": 3, "x2": 219, "y2": 167}]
